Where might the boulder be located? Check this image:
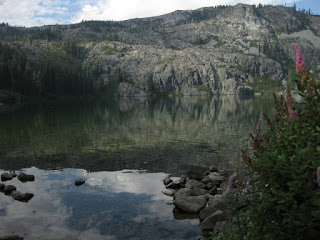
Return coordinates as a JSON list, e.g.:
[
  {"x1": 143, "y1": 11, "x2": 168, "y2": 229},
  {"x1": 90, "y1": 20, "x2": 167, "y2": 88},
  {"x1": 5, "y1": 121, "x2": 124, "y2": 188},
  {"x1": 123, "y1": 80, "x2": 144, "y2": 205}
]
[
  {"x1": 161, "y1": 189, "x2": 176, "y2": 196},
  {"x1": 205, "y1": 182, "x2": 214, "y2": 190},
  {"x1": 207, "y1": 173, "x2": 224, "y2": 186},
  {"x1": 4, "y1": 185, "x2": 16, "y2": 195},
  {"x1": 200, "y1": 200, "x2": 226, "y2": 221},
  {"x1": 201, "y1": 178, "x2": 210, "y2": 184},
  {"x1": 0, "y1": 183, "x2": 5, "y2": 191},
  {"x1": 18, "y1": 173, "x2": 35, "y2": 182},
  {"x1": 208, "y1": 194, "x2": 223, "y2": 207},
  {"x1": 201, "y1": 210, "x2": 225, "y2": 230},
  {"x1": 1, "y1": 173, "x2": 13, "y2": 181},
  {"x1": 12, "y1": 192, "x2": 34, "y2": 202},
  {"x1": 185, "y1": 179, "x2": 205, "y2": 189},
  {"x1": 75, "y1": 179, "x2": 85, "y2": 186},
  {"x1": 192, "y1": 187, "x2": 207, "y2": 196},
  {"x1": 173, "y1": 195, "x2": 207, "y2": 213},
  {"x1": 187, "y1": 171, "x2": 203, "y2": 180},
  {"x1": 173, "y1": 188, "x2": 192, "y2": 200},
  {"x1": 209, "y1": 166, "x2": 218, "y2": 172},
  {"x1": 166, "y1": 180, "x2": 181, "y2": 189},
  {"x1": 163, "y1": 175, "x2": 172, "y2": 186},
  {"x1": 208, "y1": 186, "x2": 218, "y2": 195}
]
